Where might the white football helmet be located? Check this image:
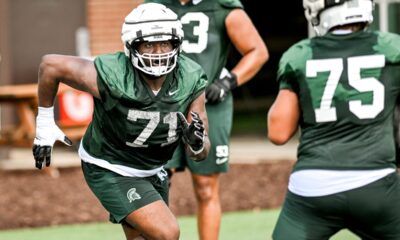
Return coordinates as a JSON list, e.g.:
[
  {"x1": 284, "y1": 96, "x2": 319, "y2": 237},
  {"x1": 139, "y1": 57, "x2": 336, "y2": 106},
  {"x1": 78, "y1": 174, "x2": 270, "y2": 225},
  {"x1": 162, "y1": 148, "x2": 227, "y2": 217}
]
[
  {"x1": 121, "y1": 3, "x2": 184, "y2": 76},
  {"x1": 303, "y1": 0, "x2": 374, "y2": 36}
]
